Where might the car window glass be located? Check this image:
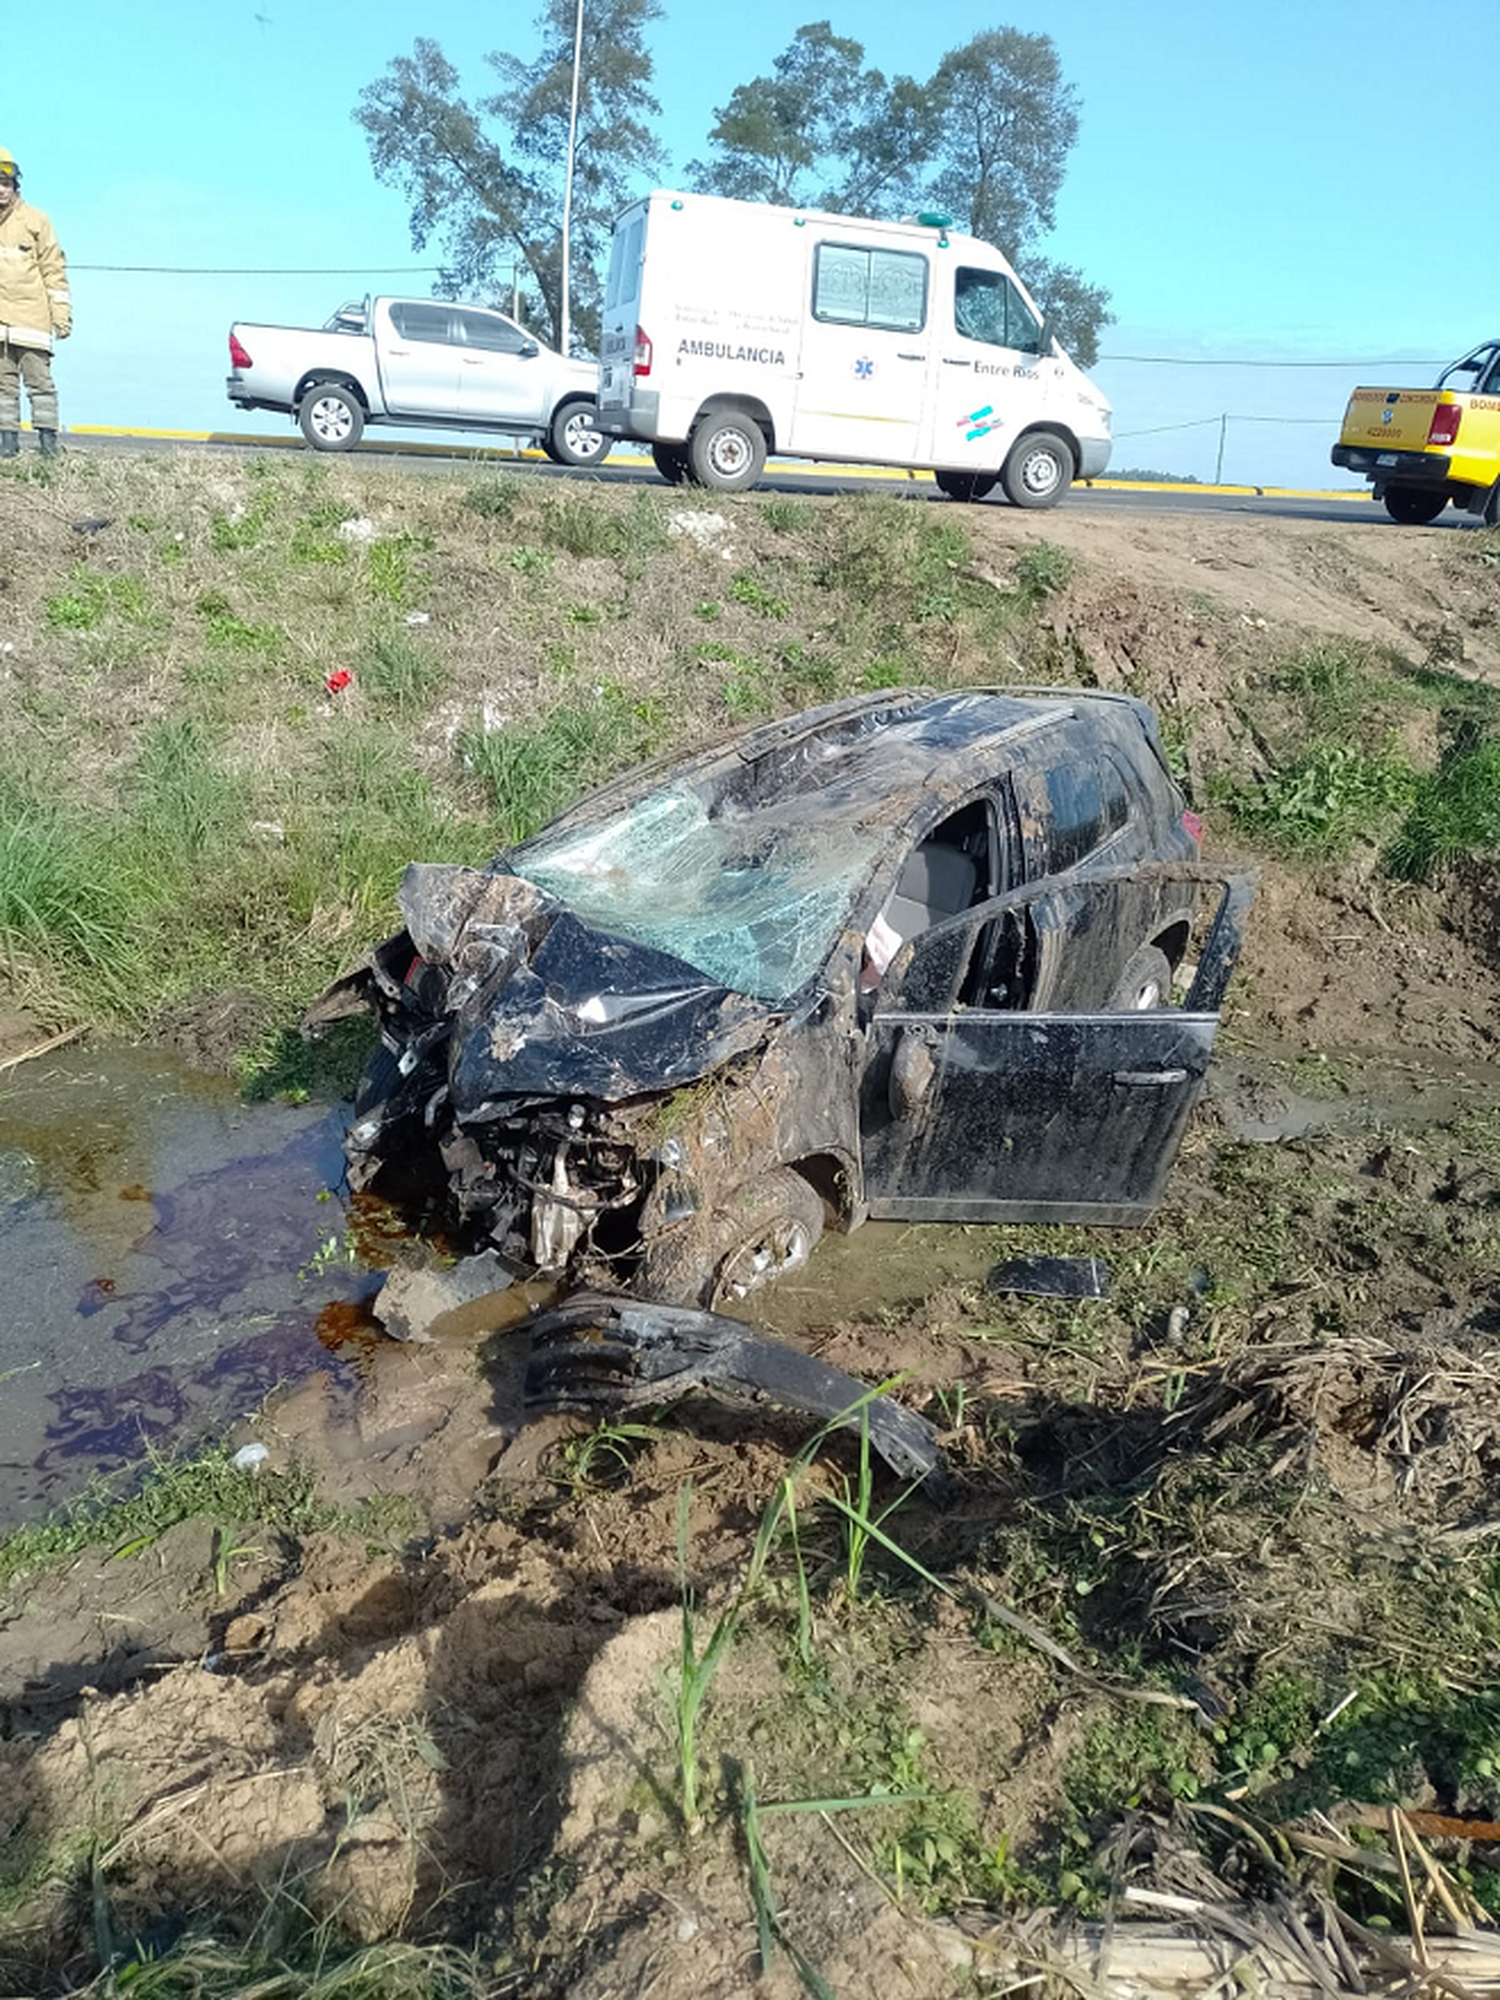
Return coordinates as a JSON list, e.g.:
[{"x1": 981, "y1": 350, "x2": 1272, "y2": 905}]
[
  {"x1": 953, "y1": 268, "x2": 1042, "y2": 354},
  {"x1": 1101, "y1": 756, "x2": 1131, "y2": 838},
  {"x1": 605, "y1": 216, "x2": 643, "y2": 311},
  {"x1": 1481, "y1": 352, "x2": 1500, "y2": 396},
  {"x1": 813, "y1": 245, "x2": 927, "y2": 332},
  {"x1": 456, "y1": 309, "x2": 528, "y2": 354},
  {"x1": 512, "y1": 782, "x2": 890, "y2": 1003},
  {"x1": 390, "y1": 302, "x2": 454, "y2": 344},
  {"x1": 1044, "y1": 764, "x2": 1106, "y2": 869}
]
